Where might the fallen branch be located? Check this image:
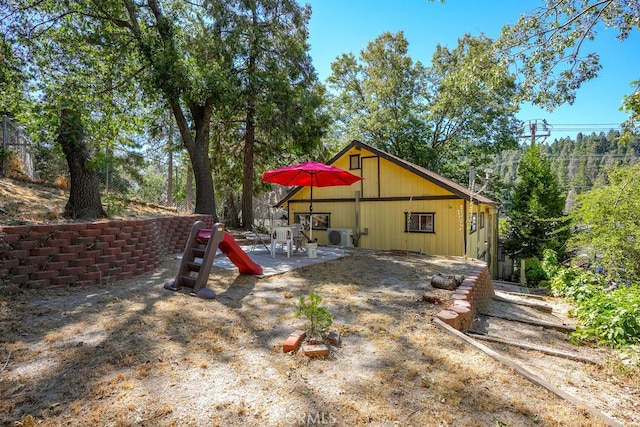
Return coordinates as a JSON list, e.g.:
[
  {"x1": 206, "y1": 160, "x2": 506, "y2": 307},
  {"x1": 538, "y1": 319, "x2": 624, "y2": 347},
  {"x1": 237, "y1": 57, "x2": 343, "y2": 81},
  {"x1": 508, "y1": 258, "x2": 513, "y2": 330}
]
[{"x1": 467, "y1": 332, "x2": 600, "y2": 365}]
